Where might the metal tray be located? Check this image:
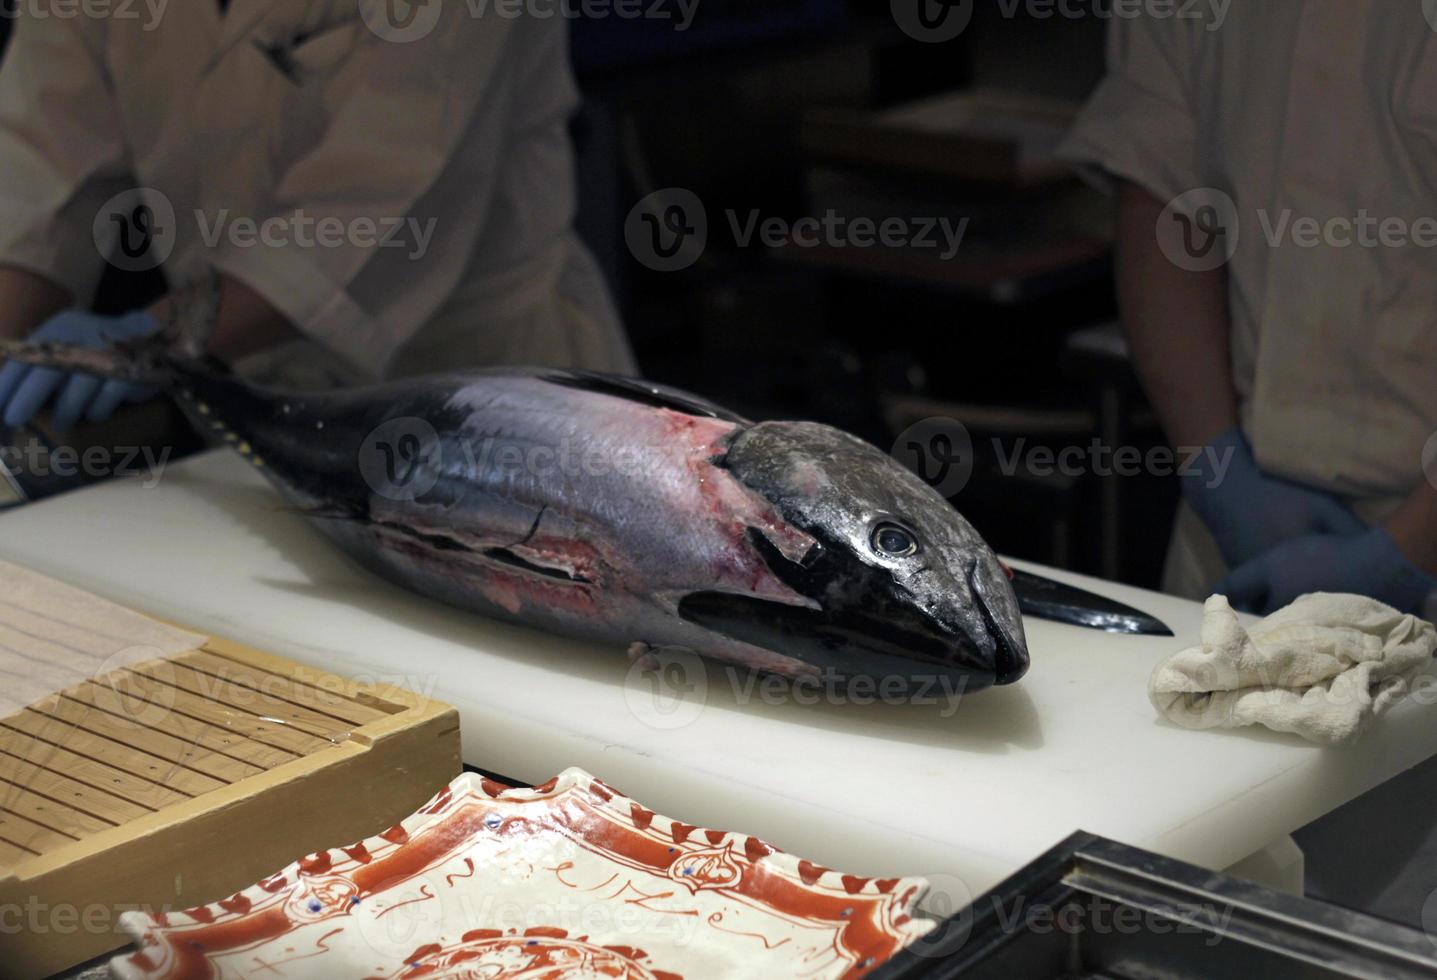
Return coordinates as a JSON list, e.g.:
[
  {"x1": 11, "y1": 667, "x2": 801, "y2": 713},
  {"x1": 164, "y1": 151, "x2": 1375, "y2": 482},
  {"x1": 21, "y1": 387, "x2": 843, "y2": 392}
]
[{"x1": 871, "y1": 832, "x2": 1437, "y2": 980}]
